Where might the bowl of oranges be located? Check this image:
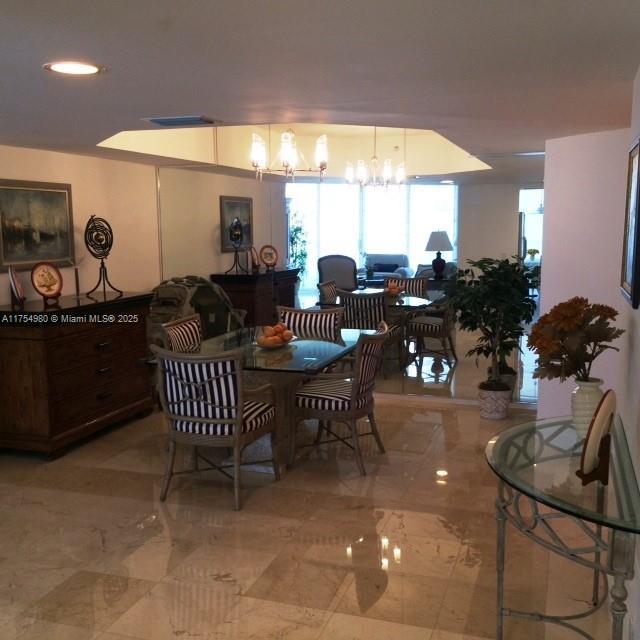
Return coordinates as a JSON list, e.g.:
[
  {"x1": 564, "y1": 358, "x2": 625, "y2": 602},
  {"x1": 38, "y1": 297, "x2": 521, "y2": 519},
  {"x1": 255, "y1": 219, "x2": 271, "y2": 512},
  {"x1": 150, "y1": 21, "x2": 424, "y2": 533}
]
[
  {"x1": 256, "y1": 322, "x2": 294, "y2": 349},
  {"x1": 384, "y1": 284, "x2": 405, "y2": 296}
]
